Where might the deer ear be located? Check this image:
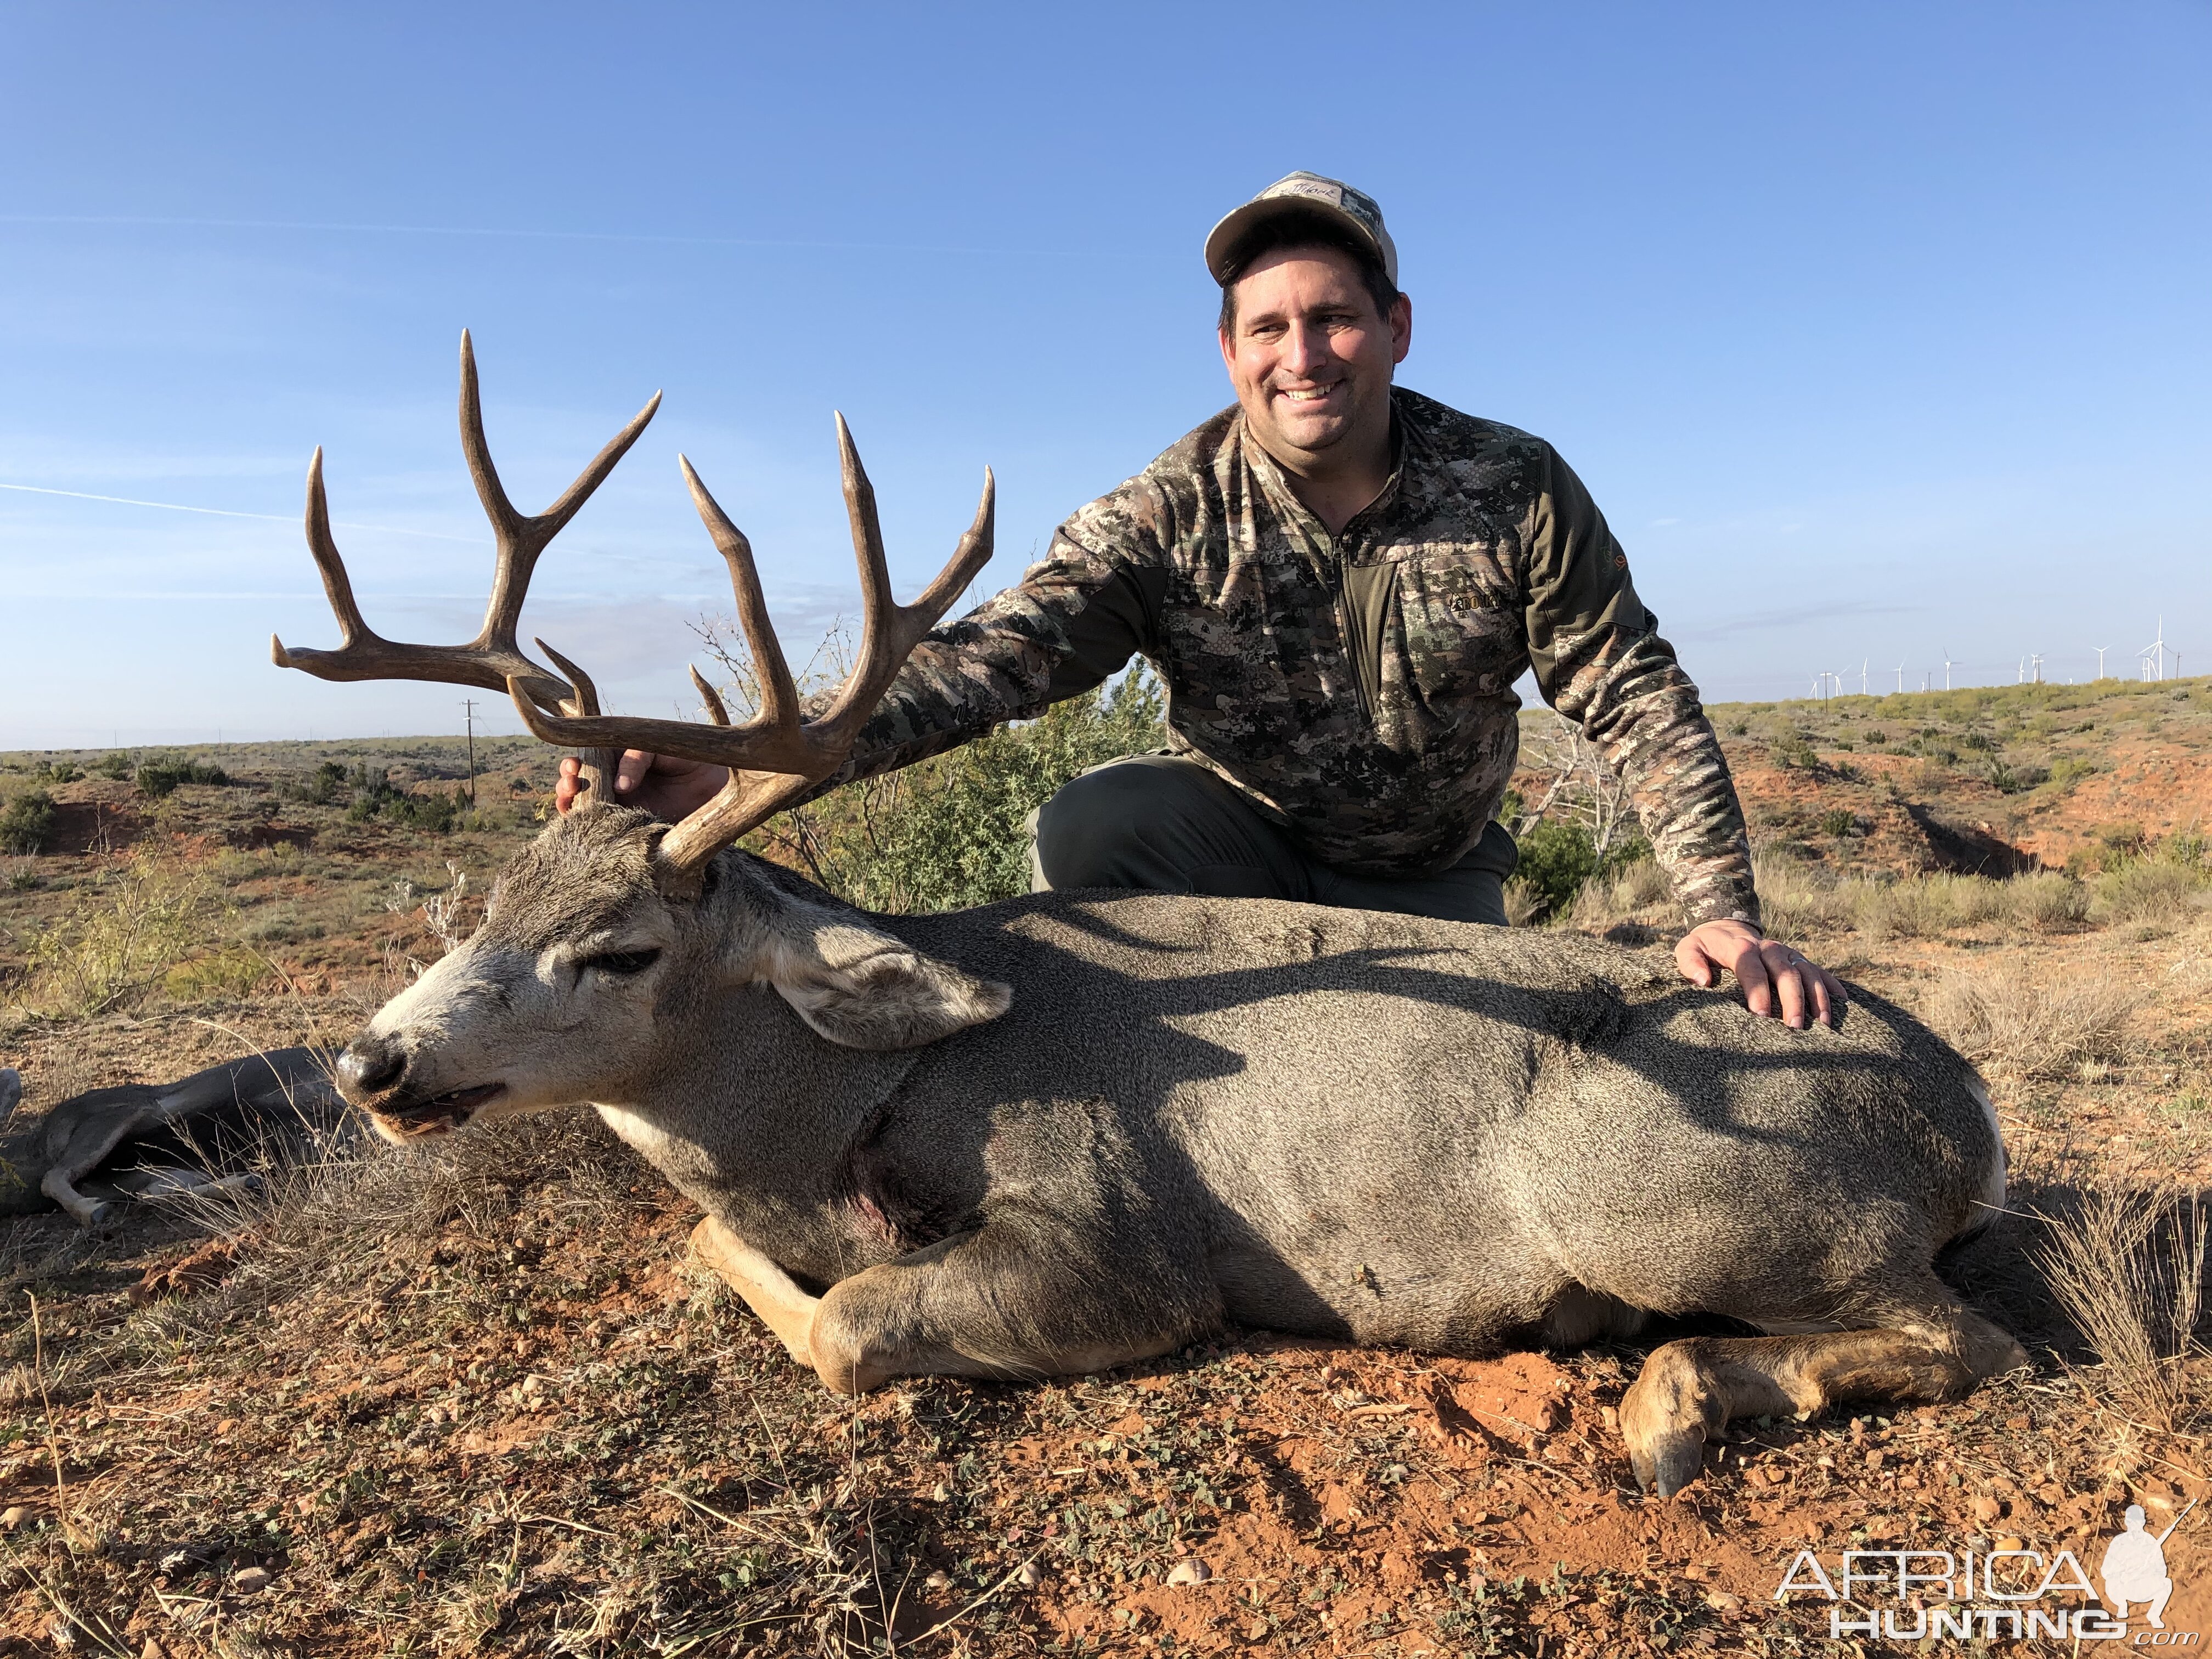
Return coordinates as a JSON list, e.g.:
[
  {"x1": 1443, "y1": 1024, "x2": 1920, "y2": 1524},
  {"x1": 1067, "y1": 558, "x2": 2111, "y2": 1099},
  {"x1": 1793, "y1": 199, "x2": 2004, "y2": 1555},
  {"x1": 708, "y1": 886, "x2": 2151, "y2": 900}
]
[{"x1": 766, "y1": 919, "x2": 1011, "y2": 1051}]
